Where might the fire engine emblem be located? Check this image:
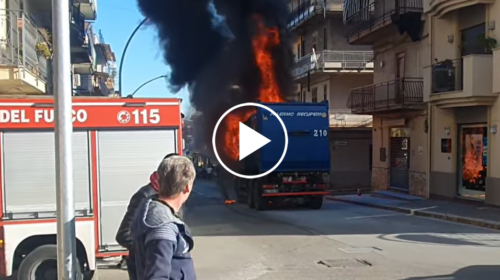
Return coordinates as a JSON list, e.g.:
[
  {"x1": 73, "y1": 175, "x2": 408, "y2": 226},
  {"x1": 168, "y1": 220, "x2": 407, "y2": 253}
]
[
  {"x1": 117, "y1": 111, "x2": 131, "y2": 124},
  {"x1": 321, "y1": 113, "x2": 327, "y2": 118}
]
